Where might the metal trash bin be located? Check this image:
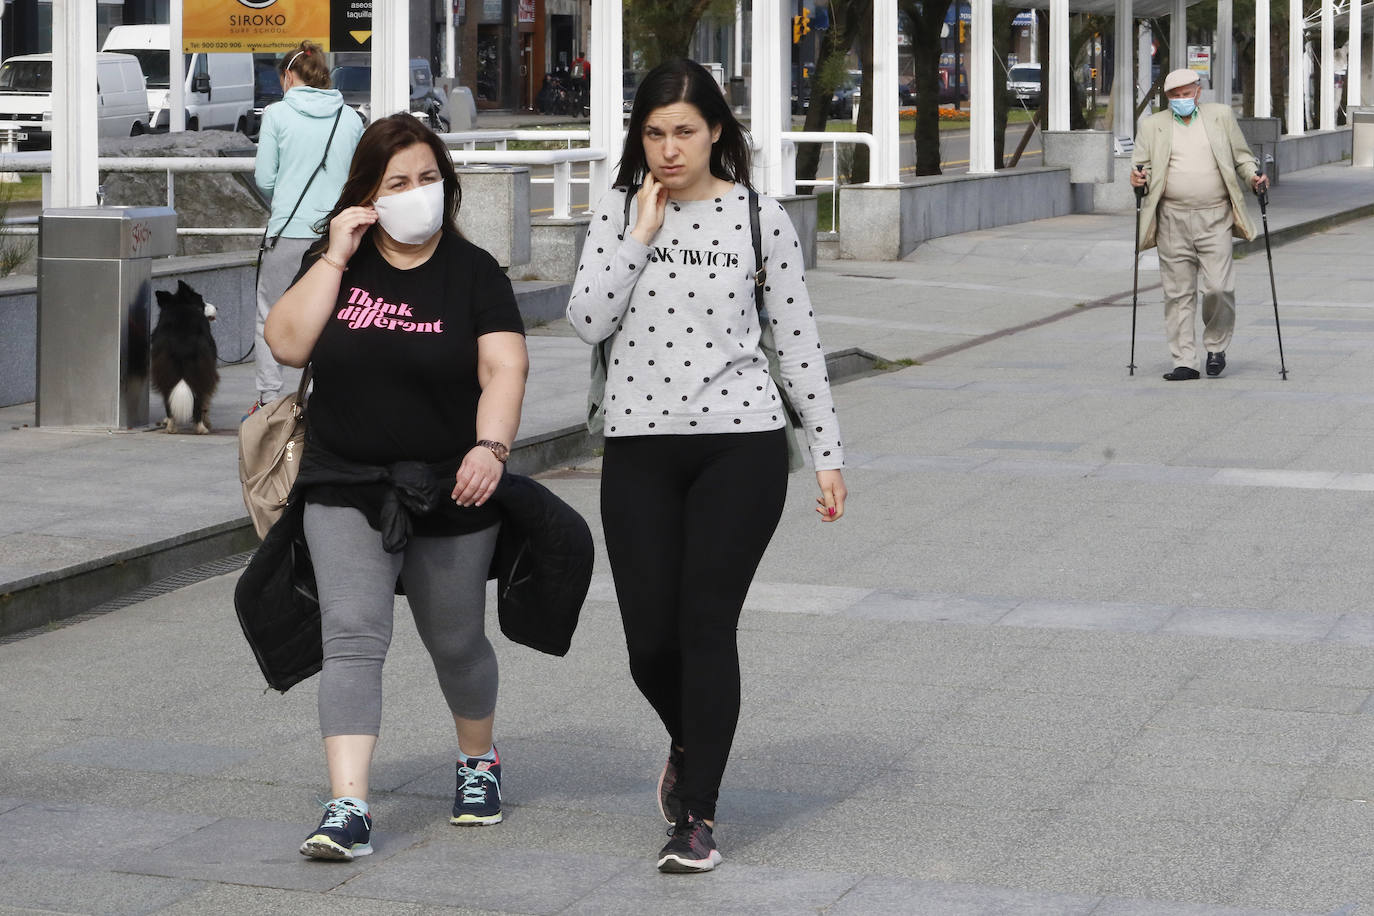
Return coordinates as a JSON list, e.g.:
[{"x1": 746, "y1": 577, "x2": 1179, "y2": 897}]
[
  {"x1": 727, "y1": 76, "x2": 746, "y2": 108},
  {"x1": 36, "y1": 206, "x2": 177, "y2": 428},
  {"x1": 1352, "y1": 107, "x2": 1374, "y2": 167}
]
